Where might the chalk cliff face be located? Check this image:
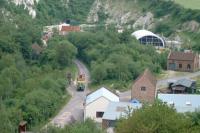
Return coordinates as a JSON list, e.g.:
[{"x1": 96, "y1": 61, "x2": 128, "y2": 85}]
[
  {"x1": 6, "y1": 0, "x2": 200, "y2": 33},
  {"x1": 10, "y1": 0, "x2": 71, "y2": 18},
  {"x1": 87, "y1": 0, "x2": 155, "y2": 30}
]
